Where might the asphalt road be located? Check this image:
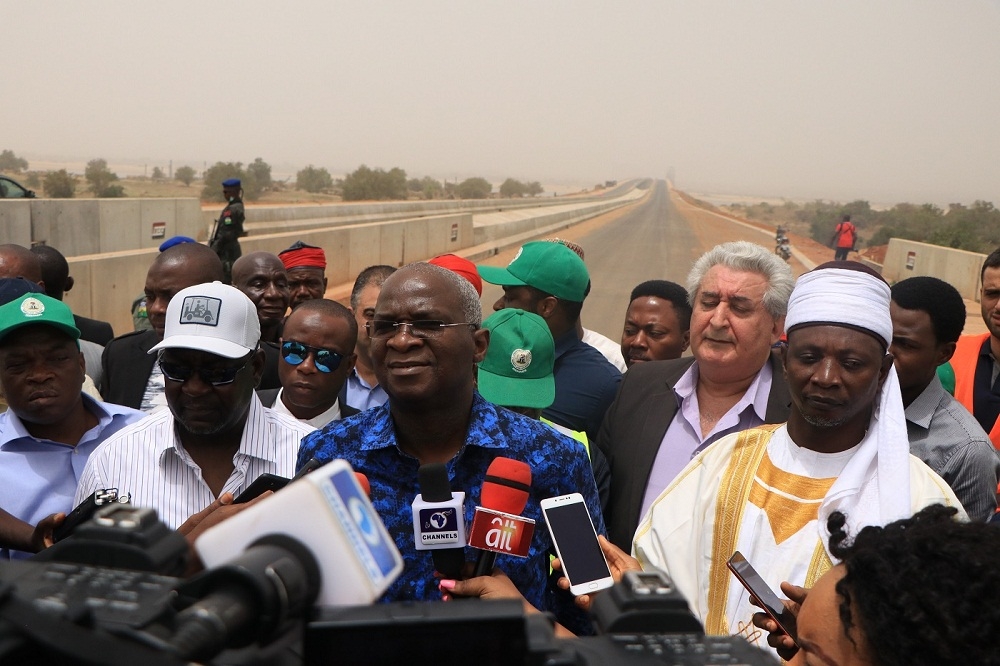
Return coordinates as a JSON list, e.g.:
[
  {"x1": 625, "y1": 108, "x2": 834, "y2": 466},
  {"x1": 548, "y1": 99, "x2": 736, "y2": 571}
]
[
  {"x1": 478, "y1": 179, "x2": 788, "y2": 342},
  {"x1": 329, "y1": 180, "x2": 987, "y2": 339}
]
